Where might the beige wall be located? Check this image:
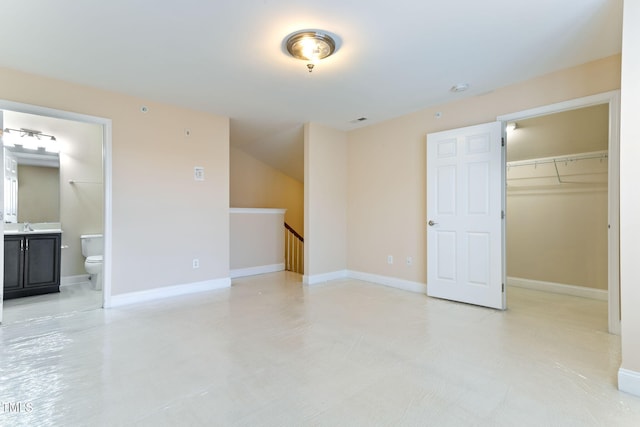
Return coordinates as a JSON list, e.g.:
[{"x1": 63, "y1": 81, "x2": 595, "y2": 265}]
[
  {"x1": 58, "y1": 120, "x2": 104, "y2": 278},
  {"x1": 620, "y1": 0, "x2": 640, "y2": 376},
  {"x1": 347, "y1": 55, "x2": 620, "y2": 284},
  {"x1": 304, "y1": 122, "x2": 347, "y2": 280},
  {"x1": 0, "y1": 66, "x2": 230, "y2": 296},
  {"x1": 18, "y1": 165, "x2": 59, "y2": 223},
  {"x1": 507, "y1": 190, "x2": 608, "y2": 289},
  {"x1": 507, "y1": 104, "x2": 609, "y2": 161},
  {"x1": 229, "y1": 209, "x2": 285, "y2": 270},
  {"x1": 230, "y1": 146, "x2": 303, "y2": 236}
]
